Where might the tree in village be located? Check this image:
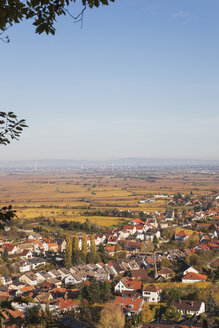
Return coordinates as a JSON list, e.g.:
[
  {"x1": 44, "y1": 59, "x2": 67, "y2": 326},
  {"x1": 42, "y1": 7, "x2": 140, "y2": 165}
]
[
  {"x1": 114, "y1": 243, "x2": 119, "y2": 260},
  {"x1": 206, "y1": 291, "x2": 219, "y2": 315},
  {"x1": 188, "y1": 233, "x2": 200, "y2": 248},
  {"x1": 153, "y1": 235, "x2": 159, "y2": 249},
  {"x1": 97, "y1": 303, "x2": 125, "y2": 328},
  {"x1": 186, "y1": 253, "x2": 204, "y2": 272},
  {"x1": 0, "y1": 0, "x2": 115, "y2": 42},
  {"x1": 73, "y1": 235, "x2": 80, "y2": 252},
  {"x1": 81, "y1": 278, "x2": 100, "y2": 304},
  {"x1": 161, "y1": 288, "x2": 183, "y2": 303},
  {"x1": 141, "y1": 303, "x2": 153, "y2": 323},
  {"x1": 82, "y1": 234, "x2": 88, "y2": 258},
  {"x1": 100, "y1": 281, "x2": 112, "y2": 303},
  {"x1": 86, "y1": 234, "x2": 97, "y2": 263},
  {"x1": 140, "y1": 240, "x2": 154, "y2": 253},
  {"x1": 64, "y1": 236, "x2": 72, "y2": 268},
  {"x1": 90, "y1": 234, "x2": 96, "y2": 255},
  {"x1": 162, "y1": 305, "x2": 181, "y2": 321},
  {"x1": 160, "y1": 257, "x2": 172, "y2": 268},
  {"x1": 72, "y1": 235, "x2": 81, "y2": 265},
  {"x1": 2, "y1": 247, "x2": 8, "y2": 262}
]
